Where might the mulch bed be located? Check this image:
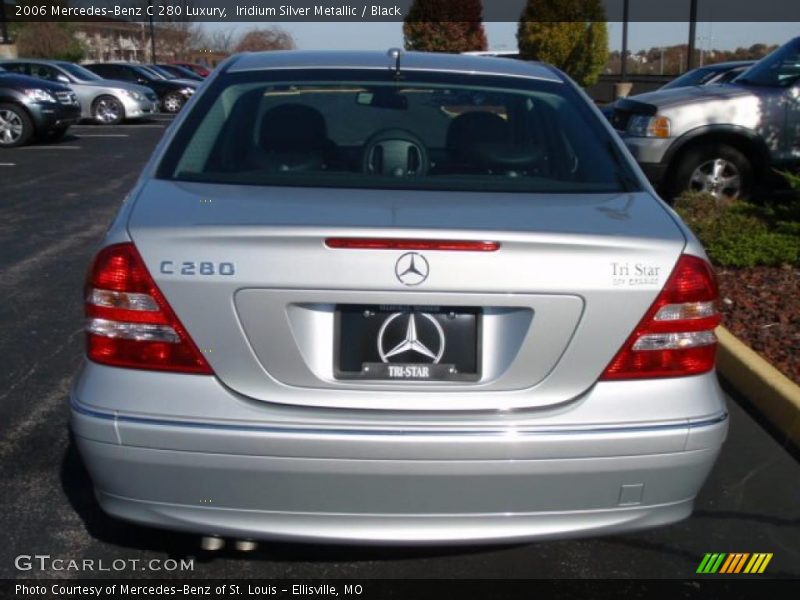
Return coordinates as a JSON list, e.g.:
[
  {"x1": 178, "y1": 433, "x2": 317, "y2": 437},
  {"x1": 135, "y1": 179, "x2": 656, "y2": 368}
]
[{"x1": 716, "y1": 266, "x2": 800, "y2": 385}]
